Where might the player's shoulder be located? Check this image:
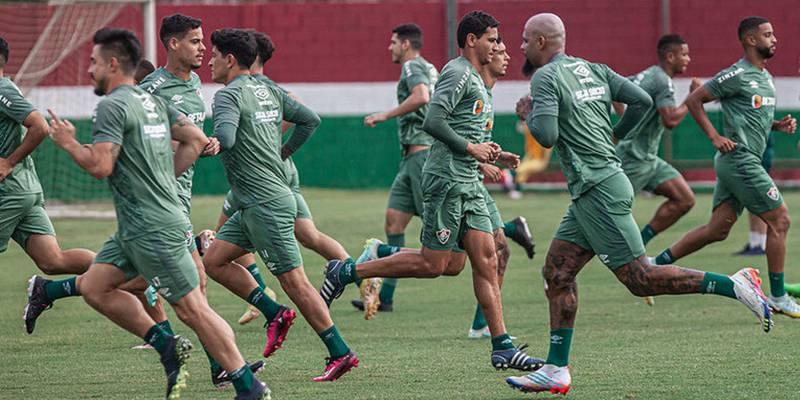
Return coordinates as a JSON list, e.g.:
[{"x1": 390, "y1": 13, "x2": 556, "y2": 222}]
[
  {"x1": 712, "y1": 59, "x2": 747, "y2": 84},
  {"x1": 0, "y1": 77, "x2": 25, "y2": 97},
  {"x1": 138, "y1": 67, "x2": 170, "y2": 94}
]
